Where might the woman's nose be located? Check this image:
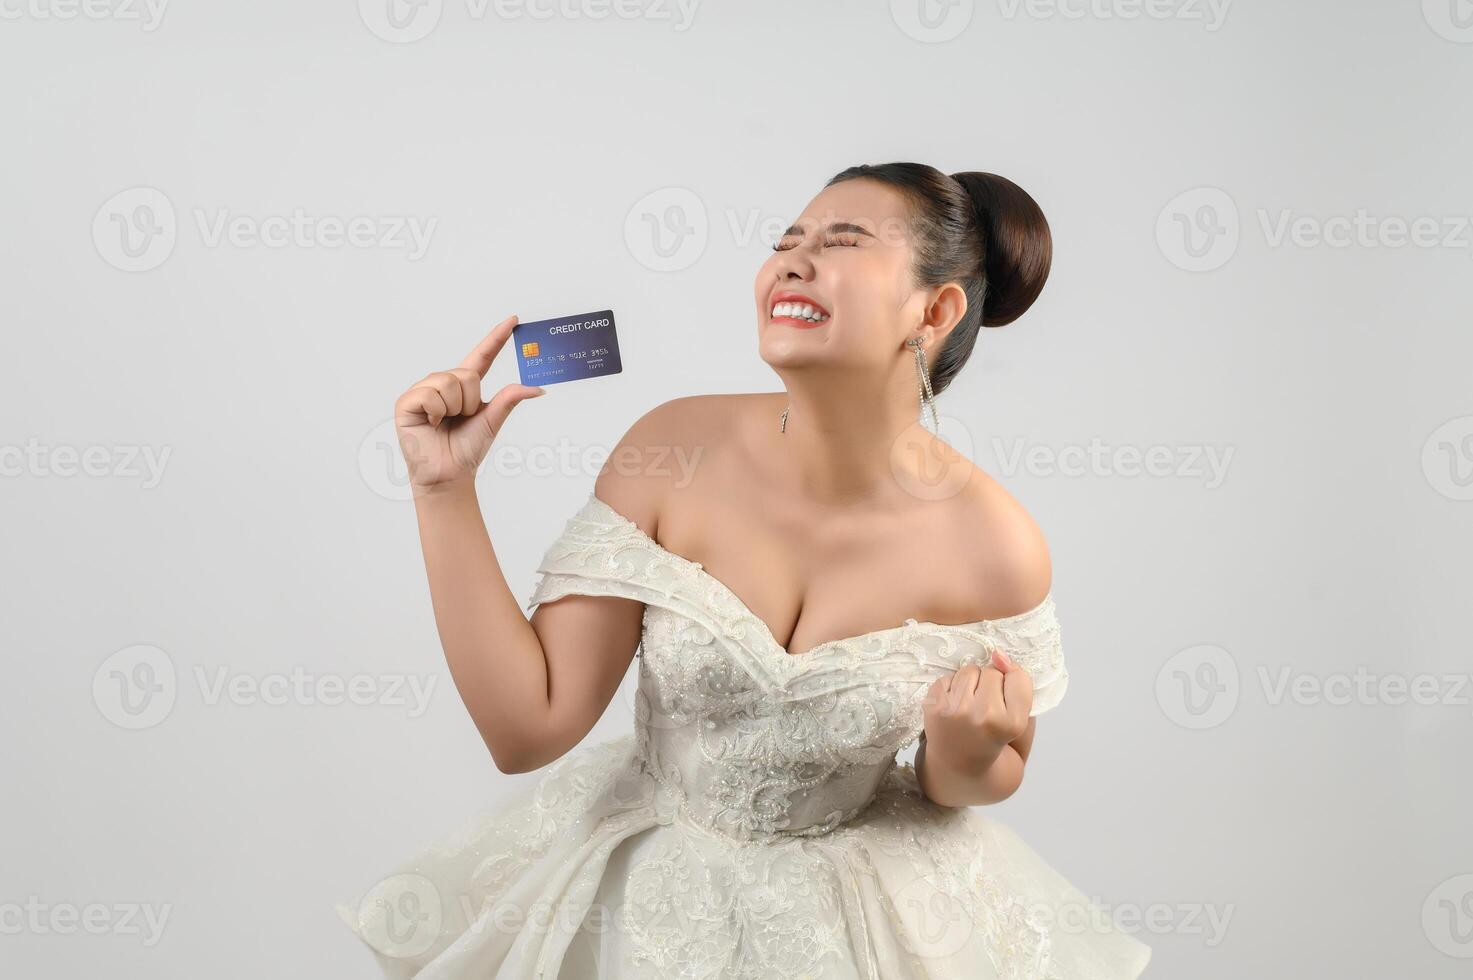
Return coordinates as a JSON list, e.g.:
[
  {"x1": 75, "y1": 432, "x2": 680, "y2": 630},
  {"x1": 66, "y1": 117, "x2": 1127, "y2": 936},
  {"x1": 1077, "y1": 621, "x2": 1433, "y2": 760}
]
[{"x1": 773, "y1": 247, "x2": 816, "y2": 282}]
